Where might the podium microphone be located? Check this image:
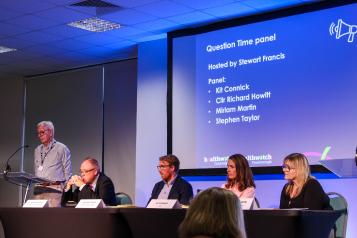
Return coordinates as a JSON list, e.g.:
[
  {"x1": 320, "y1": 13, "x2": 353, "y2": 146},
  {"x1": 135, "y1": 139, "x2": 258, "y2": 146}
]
[{"x1": 3, "y1": 145, "x2": 29, "y2": 175}]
